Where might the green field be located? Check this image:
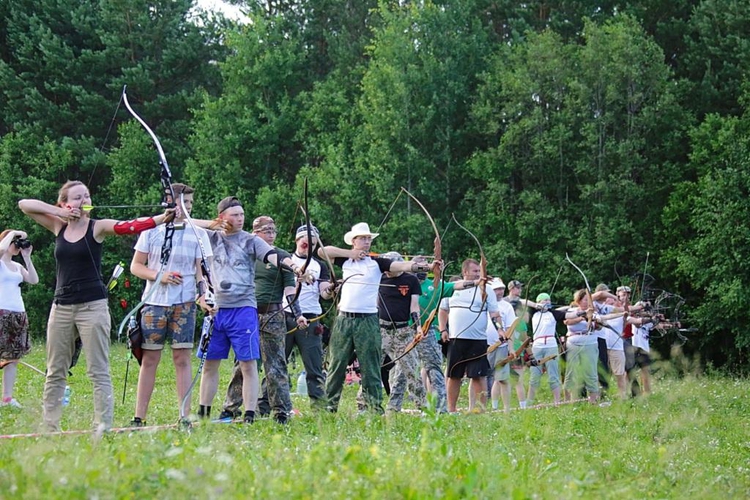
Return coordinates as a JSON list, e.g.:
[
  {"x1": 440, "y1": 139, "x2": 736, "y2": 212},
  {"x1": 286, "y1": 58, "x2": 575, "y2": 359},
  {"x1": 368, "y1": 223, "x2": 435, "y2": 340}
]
[{"x1": 0, "y1": 344, "x2": 747, "y2": 499}]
